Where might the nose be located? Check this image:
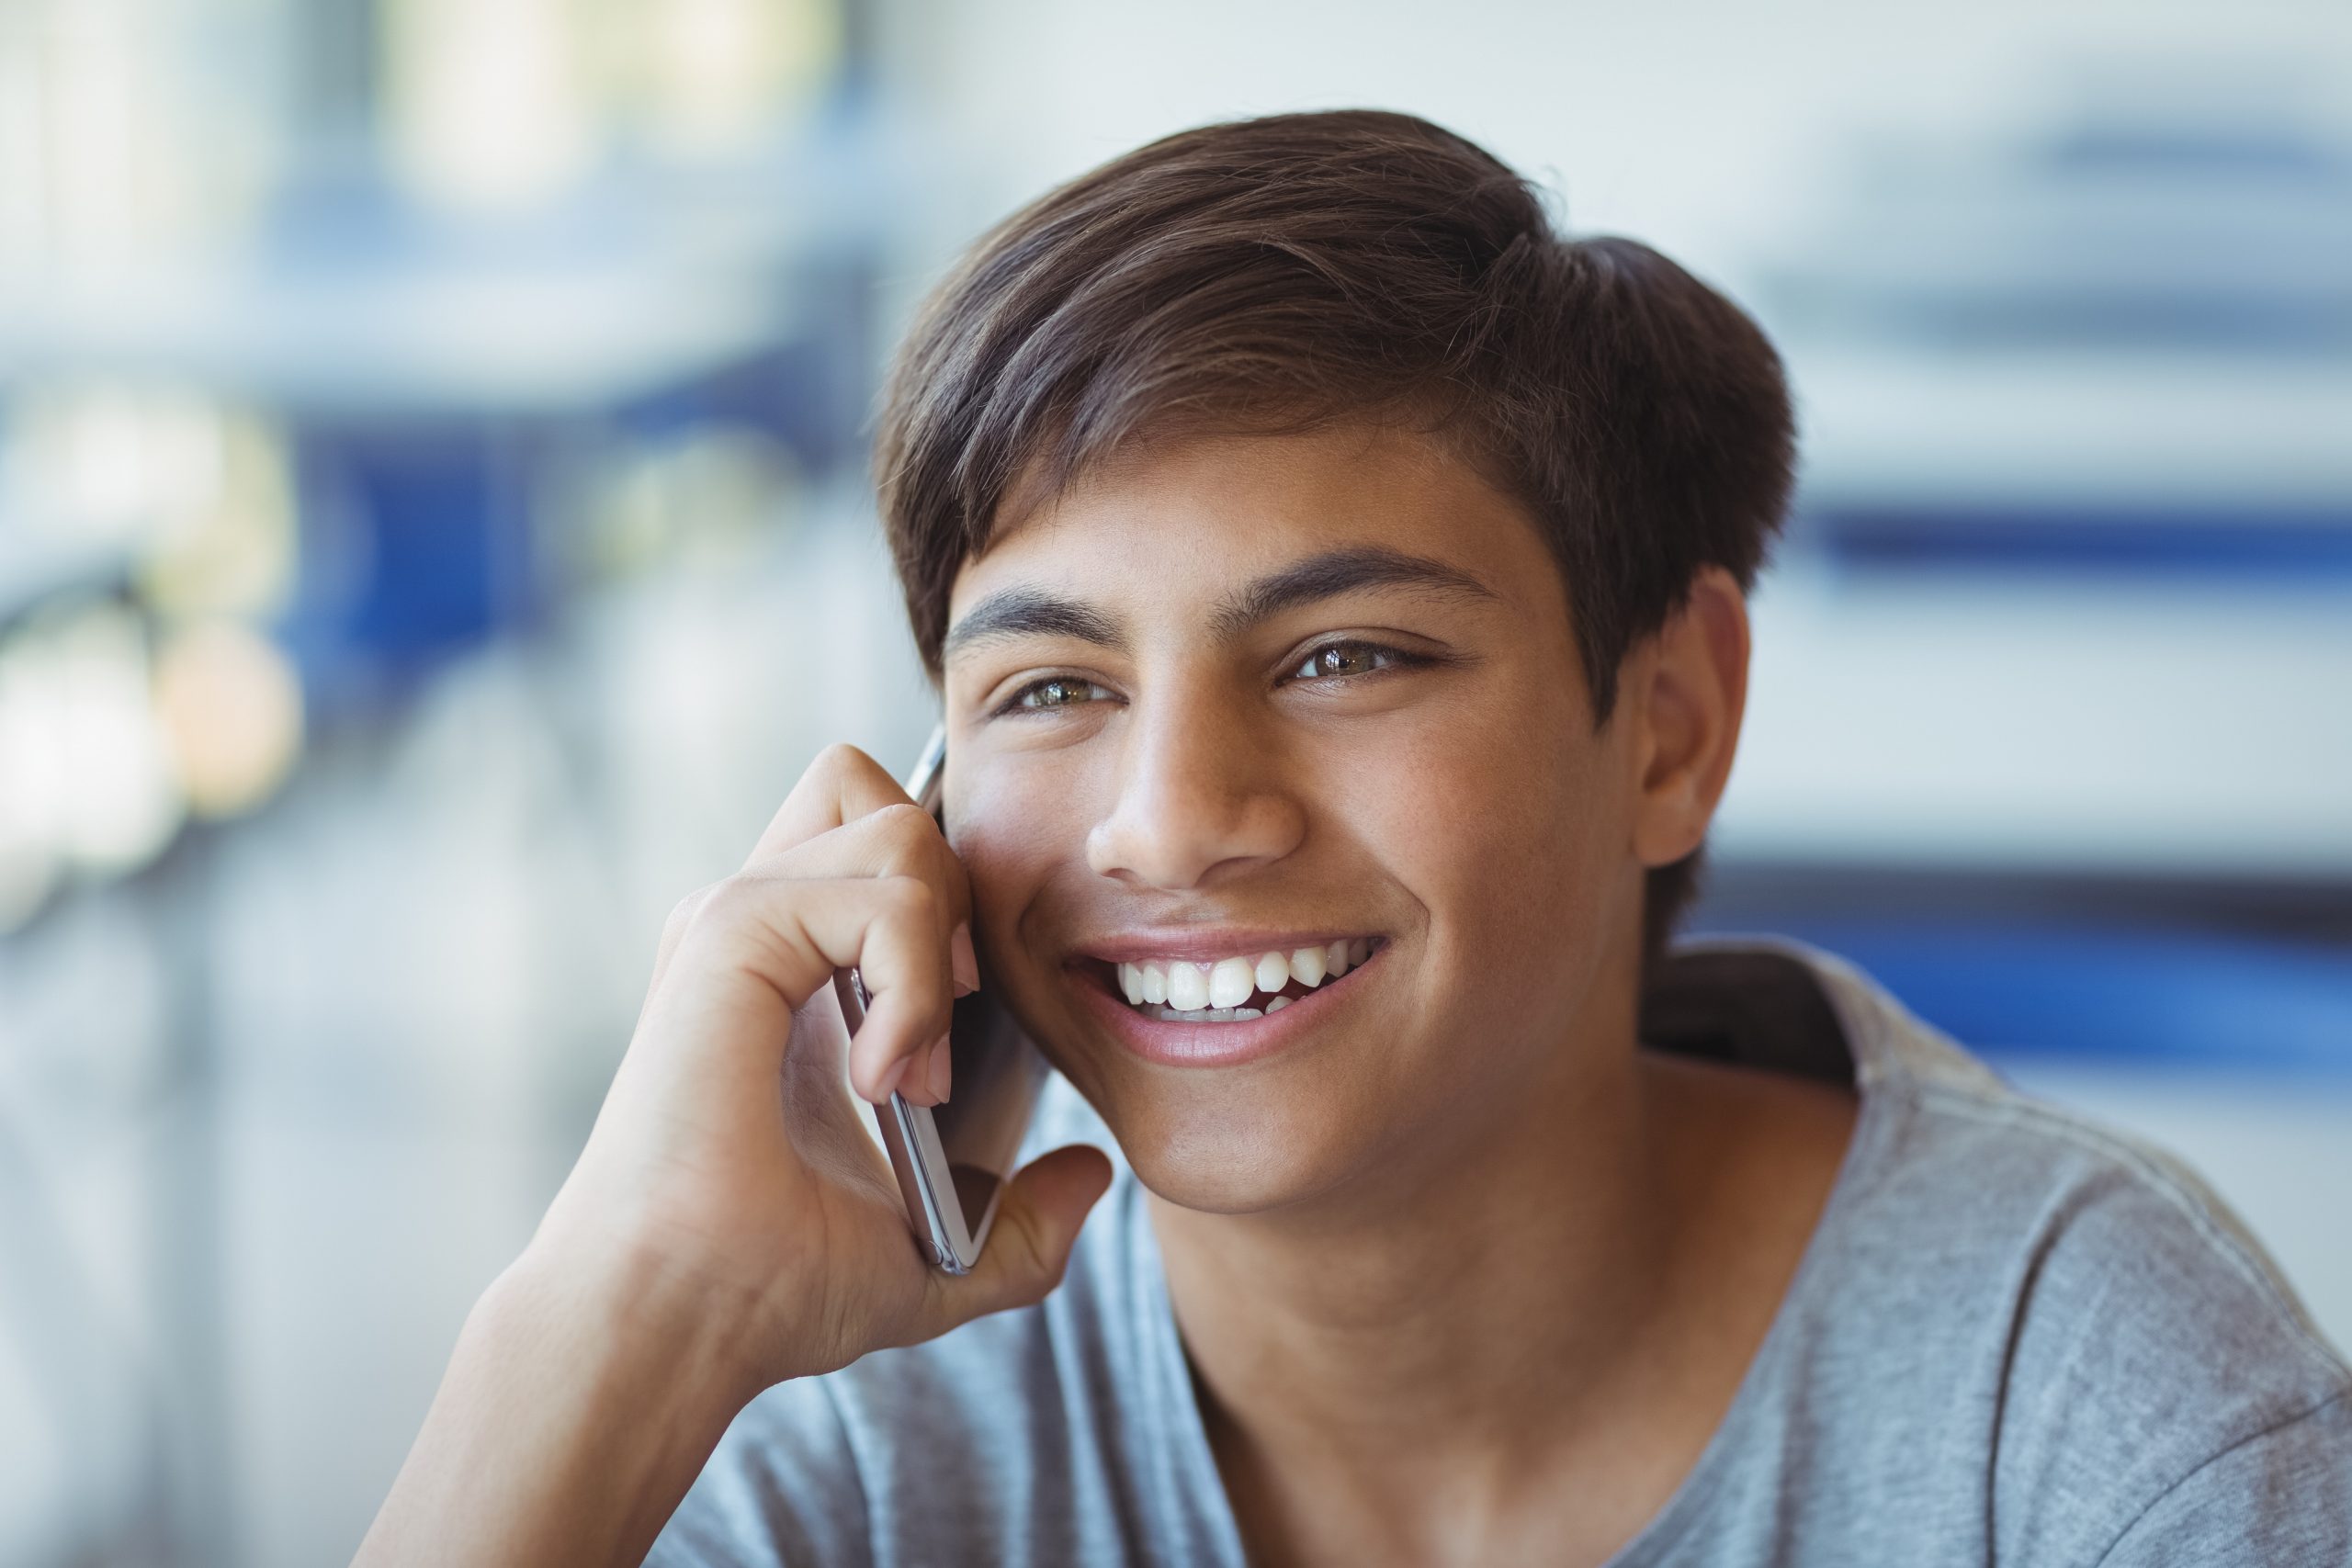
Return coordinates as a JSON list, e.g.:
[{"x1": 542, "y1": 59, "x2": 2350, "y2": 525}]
[{"x1": 1085, "y1": 687, "x2": 1305, "y2": 891}]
